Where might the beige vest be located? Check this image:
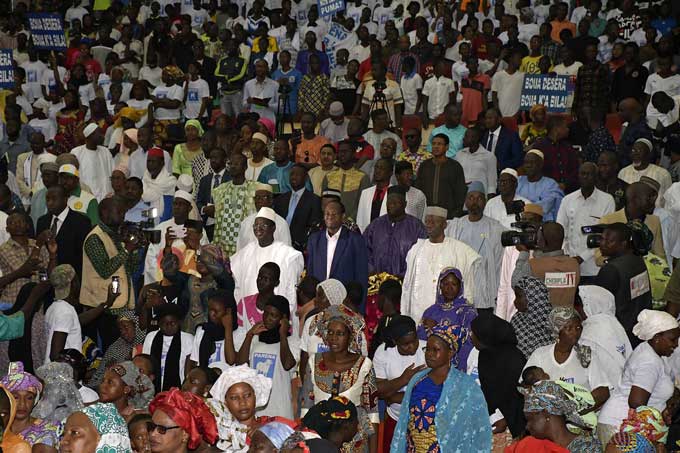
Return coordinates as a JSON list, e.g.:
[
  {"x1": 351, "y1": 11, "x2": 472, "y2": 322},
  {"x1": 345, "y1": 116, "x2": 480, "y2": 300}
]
[
  {"x1": 80, "y1": 225, "x2": 132, "y2": 309},
  {"x1": 529, "y1": 255, "x2": 580, "y2": 307}
]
